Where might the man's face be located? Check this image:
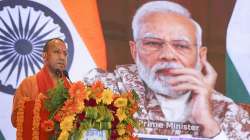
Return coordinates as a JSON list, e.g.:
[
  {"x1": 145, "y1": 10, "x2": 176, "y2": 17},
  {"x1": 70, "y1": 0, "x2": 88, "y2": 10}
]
[
  {"x1": 130, "y1": 12, "x2": 207, "y2": 97},
  {"x1": 43, "y1": 40, "x2": 68, "y2": 72}
]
